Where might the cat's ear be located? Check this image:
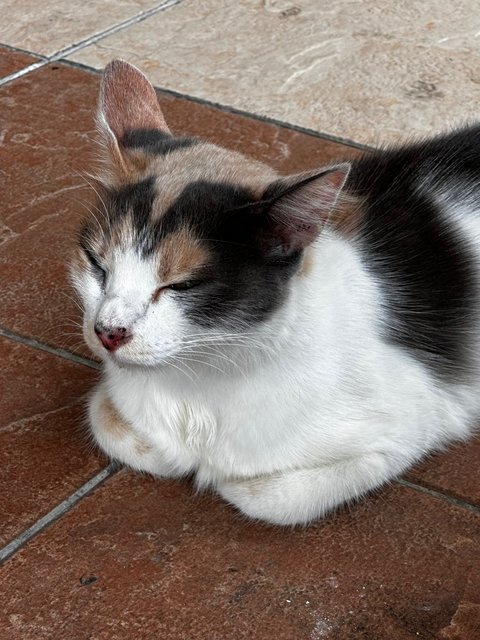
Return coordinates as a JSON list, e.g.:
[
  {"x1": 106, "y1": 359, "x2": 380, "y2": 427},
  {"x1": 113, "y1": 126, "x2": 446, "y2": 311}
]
[
  {"x1": 258, "y1": 164, "x2": 351, "y2": 255},
  {"x1": 96, "y1": 59, "x2": 170, "y2": 185}
]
